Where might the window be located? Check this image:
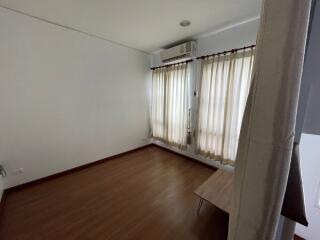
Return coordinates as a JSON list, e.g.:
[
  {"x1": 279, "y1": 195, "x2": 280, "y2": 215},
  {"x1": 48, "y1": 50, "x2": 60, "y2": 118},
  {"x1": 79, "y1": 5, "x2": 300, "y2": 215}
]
[
  {"x1": 150, "y1": 63, "x2": 189, "y2": 148},
  {"x1": 196, "y1": 48, "x2": 255, "y2": 165}
]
